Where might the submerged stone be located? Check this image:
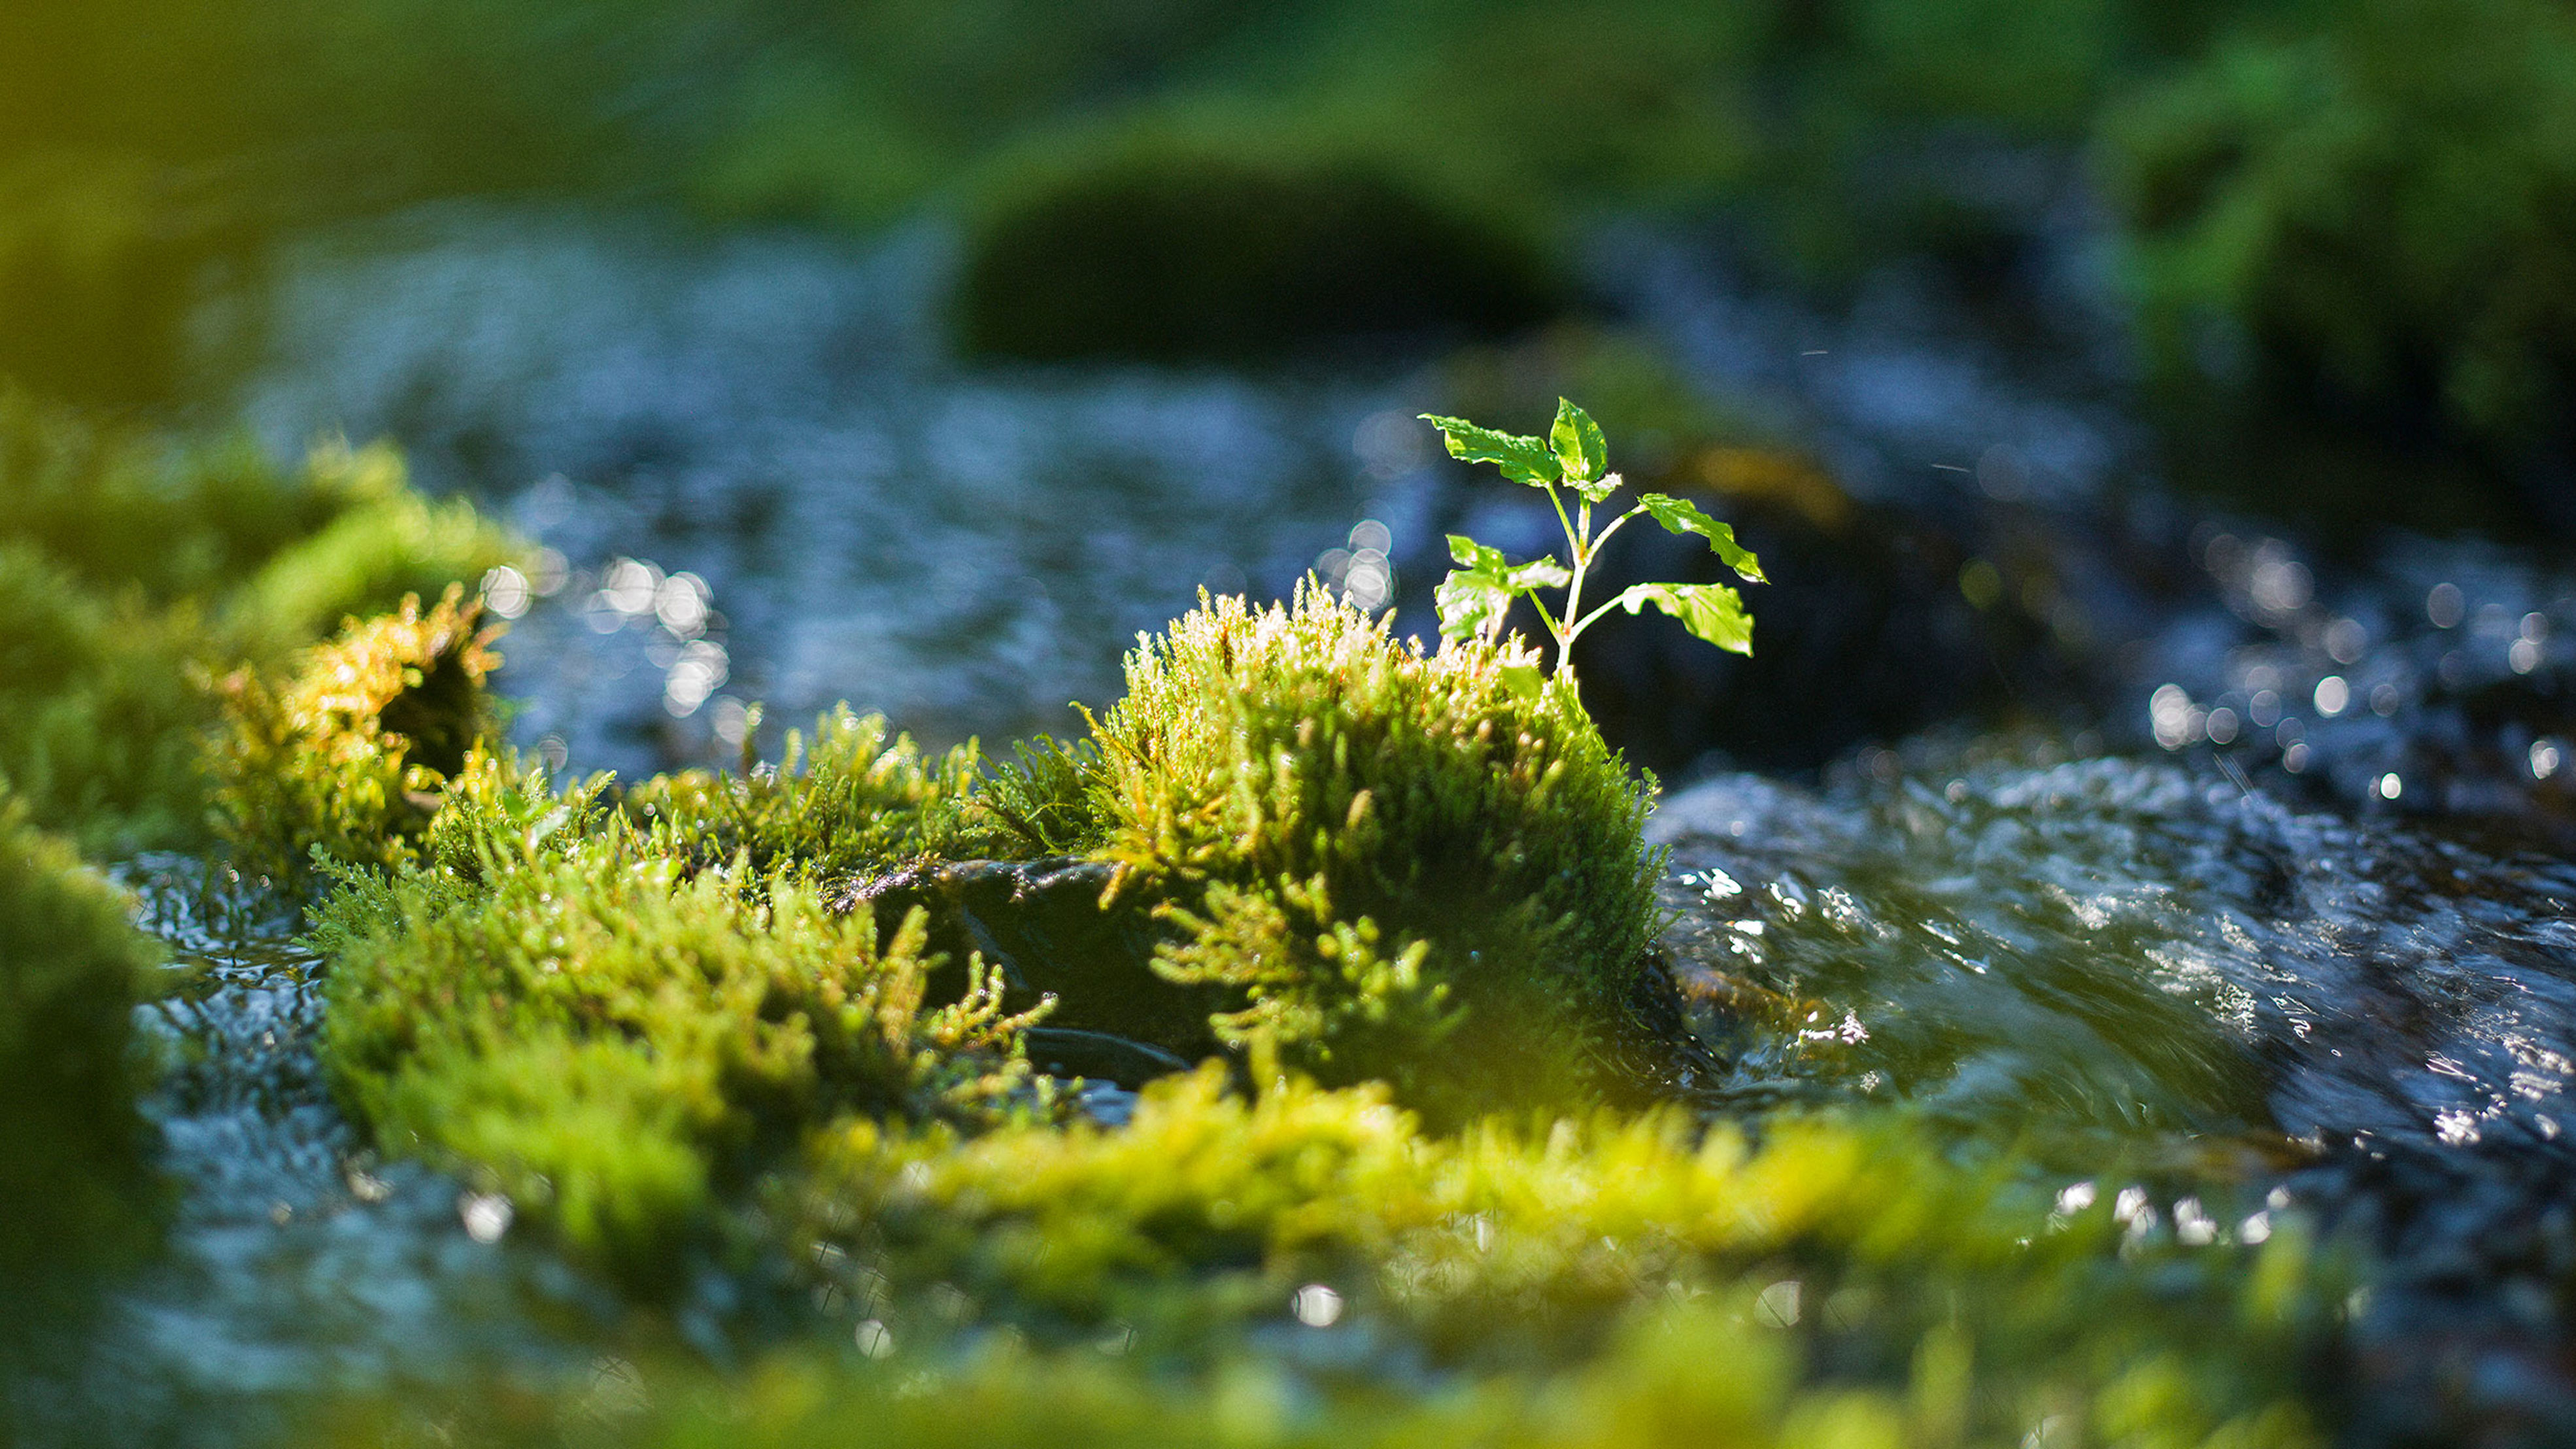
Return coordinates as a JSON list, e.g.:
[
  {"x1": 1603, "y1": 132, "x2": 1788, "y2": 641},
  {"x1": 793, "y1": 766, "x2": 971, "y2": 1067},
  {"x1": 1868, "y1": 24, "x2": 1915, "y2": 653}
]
[{"x1": 839, "y1": 856, "x2": 1225, "y2": 1075}]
